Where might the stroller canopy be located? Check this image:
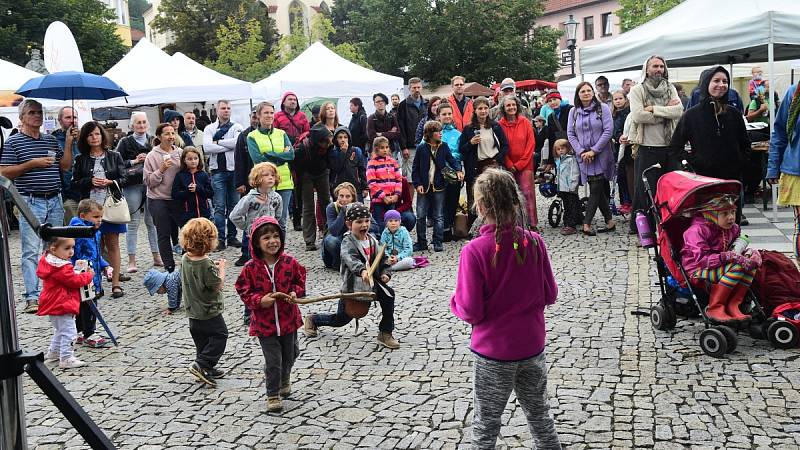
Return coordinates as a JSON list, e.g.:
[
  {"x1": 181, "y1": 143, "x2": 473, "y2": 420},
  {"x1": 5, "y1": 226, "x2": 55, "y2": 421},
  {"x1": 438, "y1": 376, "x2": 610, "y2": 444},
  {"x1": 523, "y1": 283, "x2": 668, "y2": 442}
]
[{"x1": 655, "y1": 171, "x2": 742, "y2": 224}]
